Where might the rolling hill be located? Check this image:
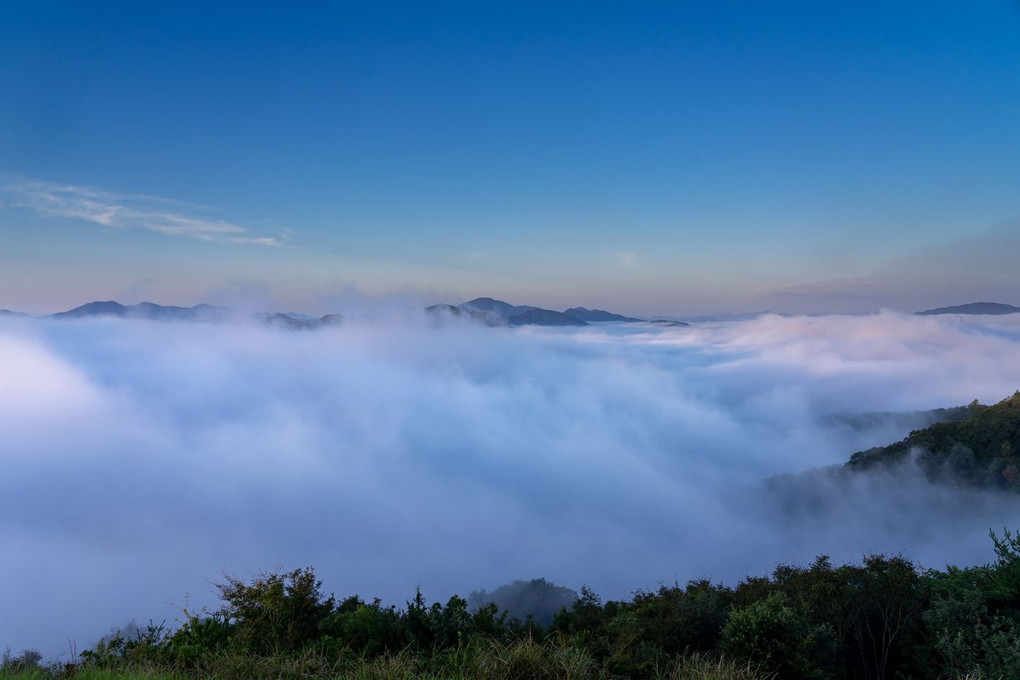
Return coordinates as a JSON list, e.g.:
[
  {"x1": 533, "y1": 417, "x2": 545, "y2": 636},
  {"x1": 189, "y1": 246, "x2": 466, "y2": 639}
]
[
  {"x1": 846, "y1": 393, "x2": 1020, "y2": 489},
  {"x1": 916, "y1": 302, "x2": 1020, "y2": 316}
]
